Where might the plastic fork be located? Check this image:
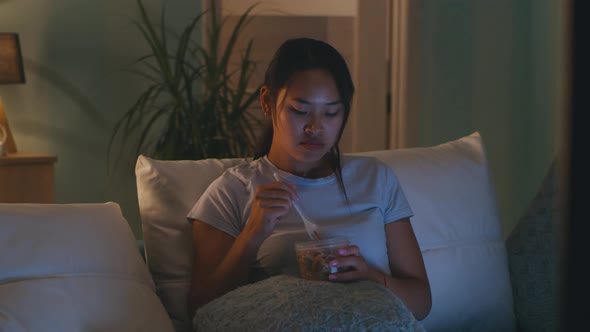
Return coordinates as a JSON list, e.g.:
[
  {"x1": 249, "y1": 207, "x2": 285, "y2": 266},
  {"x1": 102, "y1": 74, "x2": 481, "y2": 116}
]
[{"x1": 273, "y1": 172, "x2": 322, "y2": 240}]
